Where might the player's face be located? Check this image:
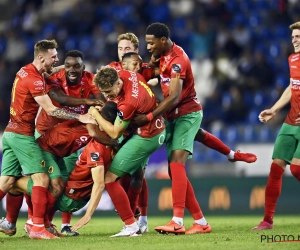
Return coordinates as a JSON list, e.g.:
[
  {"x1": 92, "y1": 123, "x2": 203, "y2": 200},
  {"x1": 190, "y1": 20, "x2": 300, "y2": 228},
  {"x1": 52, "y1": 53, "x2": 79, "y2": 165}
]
[
  {"x1": 122, "y1": 55, "x2": 142, "y2": 73},
  {"x1": 118, "y1": 40, "x2": 138, "y2": 62},
  {"x1": 100, "y1": 79, "x2": 122, "y2": 100},
  {"x1": 65, "y1": 56, "x2": 85, "y2": 85},
  {"x1": 292, "y1": 29, "x2": 300, "y2": 53},
  {"x1": 145, "y1": 35, "x2": 163, "y2": 58},
  {"x1": 41, "y1": 48, "x2": 59, "y2": 73}
]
